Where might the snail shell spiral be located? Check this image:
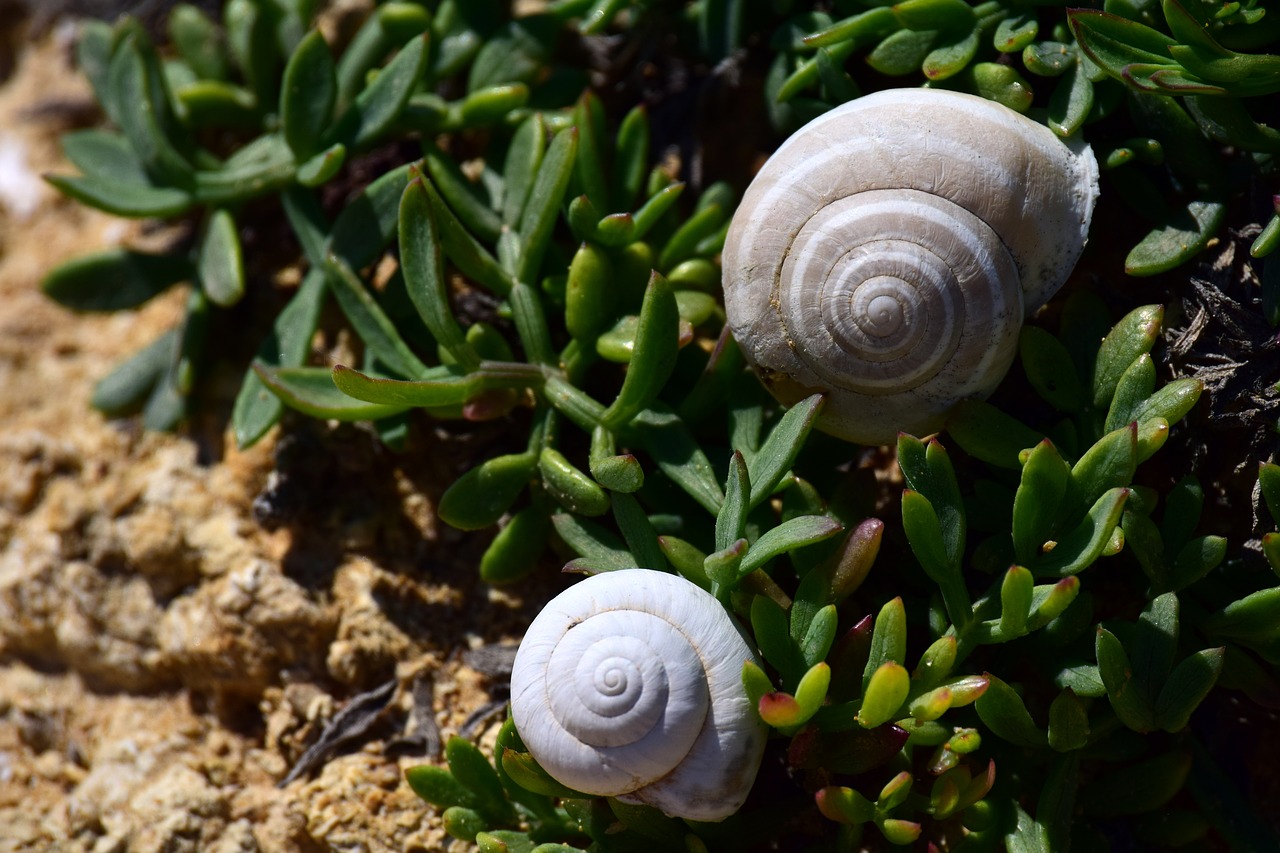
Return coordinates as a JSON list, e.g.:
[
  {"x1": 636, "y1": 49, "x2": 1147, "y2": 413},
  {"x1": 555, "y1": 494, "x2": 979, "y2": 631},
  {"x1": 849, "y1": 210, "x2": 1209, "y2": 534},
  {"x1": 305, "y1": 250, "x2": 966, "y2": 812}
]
[
  {"x1": 510, "y1": 569, "x2": 767, "y2": 822},
  {"x1": 722, "y1": 88, "x2": 1100, "y2": 444}
]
